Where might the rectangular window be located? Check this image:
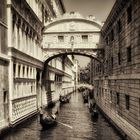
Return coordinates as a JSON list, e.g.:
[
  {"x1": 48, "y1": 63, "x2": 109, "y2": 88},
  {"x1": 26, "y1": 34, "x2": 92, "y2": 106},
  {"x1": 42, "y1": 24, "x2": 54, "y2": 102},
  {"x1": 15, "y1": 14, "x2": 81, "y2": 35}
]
[
  {"x1": 3, "y1": 90, "x2": 8, "y2": 103},
  {"x1": 97, "y1": 92, "x2": 98, "y2": 97},
  {"x1": 0, "y1": 0, "x2": 5, "y2": 20},
  {"x1": 118, "y1": 52, "x2": 121, "y2": 65},
  {"x1": 23, "y1": 66, "x2": 25, "y2": 77},
  {"x1": 13, "y1": 63, "x2": 16, "y2": 77},
  {"x1": 31, "y1": 85, "x2": 33, "y2": 93},
  {"x1": 110, "y1": 29, "x2": 114, "y2": 41},
  {"x1": 125, "y1": 95, "x2": 130, "y2": 110},
  {"x1": 127, "y1": 5, "x2": 132, "y2": 24},
  {"x1": 58, "y1": 36, "x2": 64, "y2": 42},
  {"x1": 82, "y1": 35, "x2": 88, "y2": 42},
  {"x1": 45, "y1": 11, "x2": 48, "y2": 22},
  {"x1": 117, "y1": 20, "x2": 122, "y2": 33},
  {"x1": 110, "y1": 90, "x2": 113, "y2": 102},
  {"x1": 116, "y1": 92, "x2": 119, "y2": 105},
  {"x1": 111, "y1": 57, "x2": 113, "y2": 68},
  {"x1": 18, "y1": 65, "x2": 21, "y2": 77},
  {"x1": 127, "y1": 46, "x2": 131, "y2": 62}
]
